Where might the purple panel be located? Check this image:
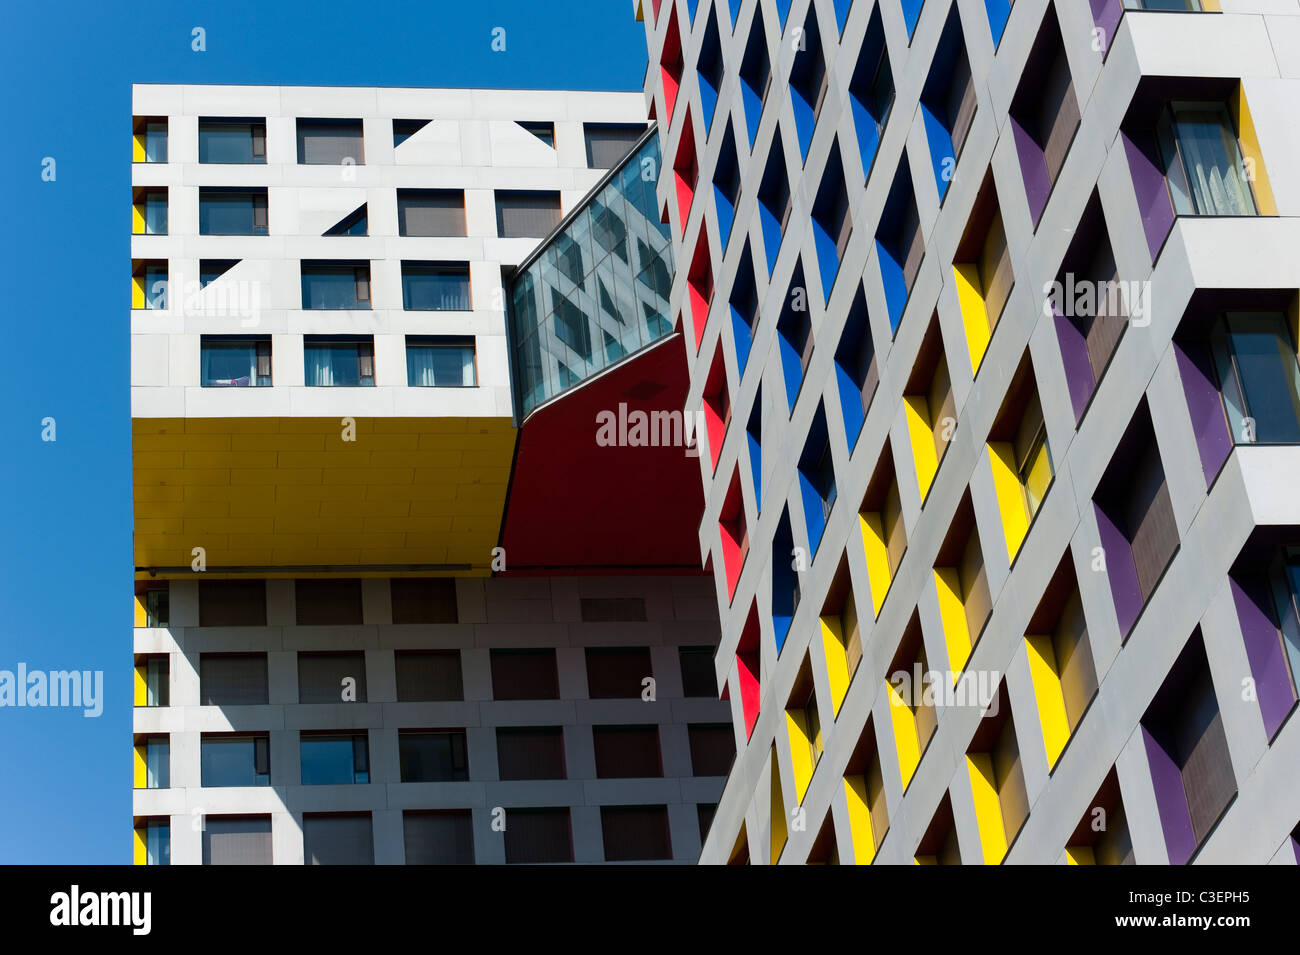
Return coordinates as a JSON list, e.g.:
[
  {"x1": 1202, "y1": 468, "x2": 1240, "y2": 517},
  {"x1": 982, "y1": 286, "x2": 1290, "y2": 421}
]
[
  {"x1": 1230, "y1": 576, "x2": 1298, "y2": 740},
  {"x1": 1011, "y1": 118, "x2": 1052, "y2": 226},
  {"x1": 1094, "y1": 502, "x2": 1144, "y2": 636},
  {"x1": 1054, "y1": 307, "x2": 1096, "y2": 421},
  {"x1": 1089, "y1": 0, "x2": 1122, "y2": 55},
  {"x1": 1122, "y1": 132, "x2": 1176, "y2": 262},
  {"x1": 1142, "y1": 725, "x2": 1198, "y2": 865},
  {"x1": 1172, "y1": 341, "x2": 1233, "y2": 487}
]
